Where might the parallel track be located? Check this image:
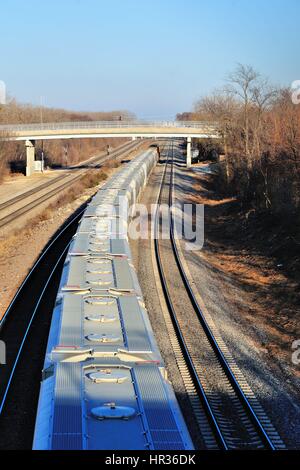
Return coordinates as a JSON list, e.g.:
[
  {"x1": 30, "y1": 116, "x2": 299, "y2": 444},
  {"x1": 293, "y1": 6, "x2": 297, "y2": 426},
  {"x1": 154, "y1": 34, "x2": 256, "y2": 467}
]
[
  {"x1": 0, "y1": 140, "x2": 141, "y2": 230},
  {"x1": 0, "y1": 209, "x2": 84, "y2": 414},
  {"x1": 0, "y1": 140, "x2": 284, "y2": 450},
  {"x1": 154, "y1": 142, "x2": 284, "y2": 450},
  {"x1": 0, "y1": 141, "x2": 149, "y2": 448},
  {"x1": 0, "y1": 208, "x2": 85, "y2": 448}
]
